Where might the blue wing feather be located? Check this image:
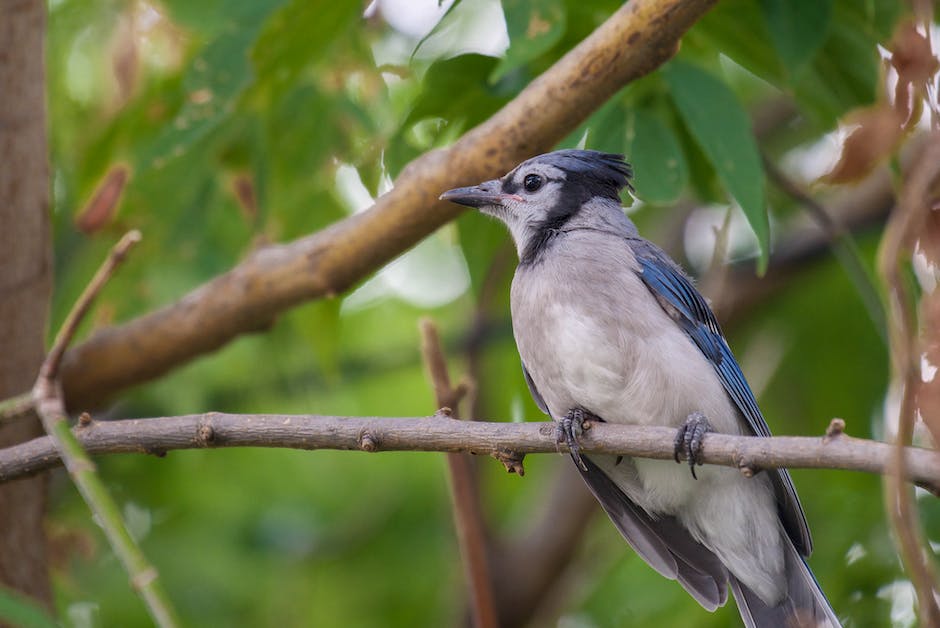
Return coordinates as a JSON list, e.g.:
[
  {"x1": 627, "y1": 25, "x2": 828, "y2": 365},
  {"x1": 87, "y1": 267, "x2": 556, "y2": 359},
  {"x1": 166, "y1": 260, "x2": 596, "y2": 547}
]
[
  {"x1": 634, "y1": 244, "x2": 768, "y2": 437},
  {"x1": 633, "y1": 240, "x2": 812, "y2": 554}
]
